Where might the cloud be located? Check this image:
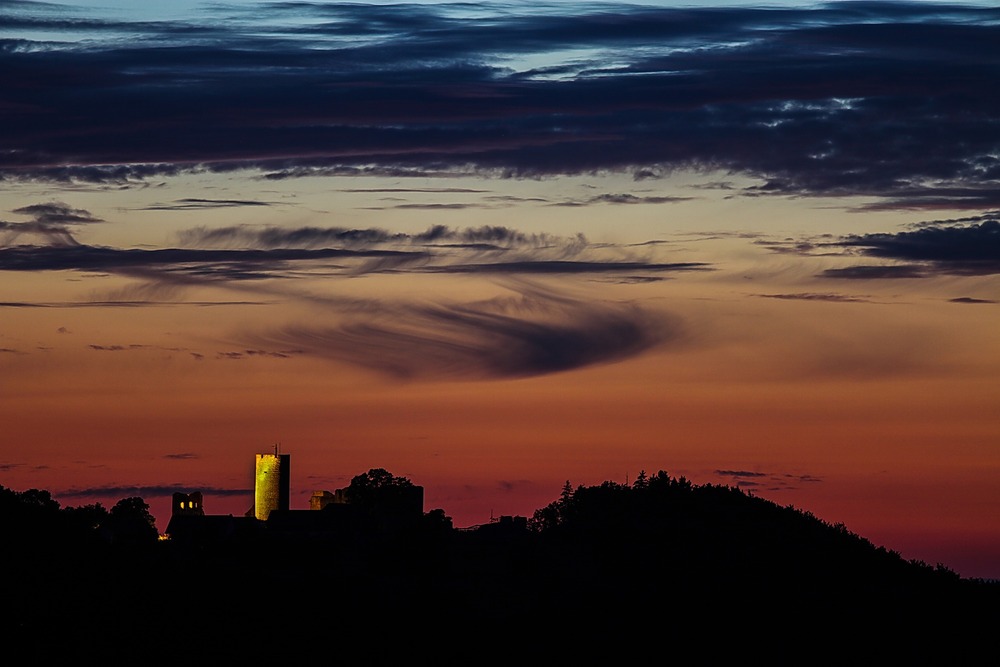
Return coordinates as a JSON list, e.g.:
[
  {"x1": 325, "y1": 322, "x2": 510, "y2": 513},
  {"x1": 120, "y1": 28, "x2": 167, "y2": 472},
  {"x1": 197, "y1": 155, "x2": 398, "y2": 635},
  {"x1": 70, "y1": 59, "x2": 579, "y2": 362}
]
[
  {"x1": 0, "y1": 222, "x2": 708, "y2": 296},
  {"x1": 0, "y1": 299, "x2": 270, "y2": 308},
  {"x1": 835, "y1": 219, "x2": 1000, "y2": 275},
  {"x1": 177, "y1": 224, "x2": 586, "y2": 254},
  {"x1": 754, "y1": 292, "x2": 873, "y2": 303},
  {"x1": 139, "y1": 198, "x2": 276, "y2": 210},
  {"x1": 248, "y1": 282, "x2": 680, "y2": 380},
  {"x1": 0, "y1": 244, "x2": 423, "y2": 277},
  {"x1": 12, "y1": 202, "x2": 102, "y2": 225},
  {"x1": 85, "y1": 344, "x2": 208, "y2": 359},
  {"x1": 820, "y1": 265, "x2": 927, "y2": 280},
  {"x1": 715, "y1": 470, "x2": 767, "y2": 478},
  {"x1": 338, "y1": 188, "x2": 489, "y2": 194},
  {"x1": 56, "y1": 484, "x2": 250, "y2": 500},
  {"x1": 754, "y1": 239, "x2": 840, "y2": 256},
  {"x1": 759, "y1": 213, "x2": 1000, "y2": 278},
  {"x1": 1, "y1": 2, "x2": 998, "y2": 209},
  {"x1": 850, "y1": 189, "x2": 1000, "y2": 212},
  {"x1": 949, "y1": 297, "x2": 996, "y2": 304},
  {"x1": 216, "y1": 349, "x2": 303, "y2": 360},
  {"x1": 607, "y1": 276, "x2": 668, "y2": 285},
  {"x1": 714, "y1": 469, "x2": 824, "y2": 492},
  {"x1": 714, "y1": 470, "x2": 823, "y2": 489},
  {"x1": 1, "y1": 201, "x2": 104, "y2": 246},
  {"x1": 496, "y1": 479, "x2": 535, "y2": 493},
  {"x1": 552, "y1": 193, "x2": 693, "y2": 207},
  {"x1": 422, "y1": 260, "x2": 708, "y2": 275},
  {"x1": 365, "y1": 203, "x2": 484, "y2": 211}
]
